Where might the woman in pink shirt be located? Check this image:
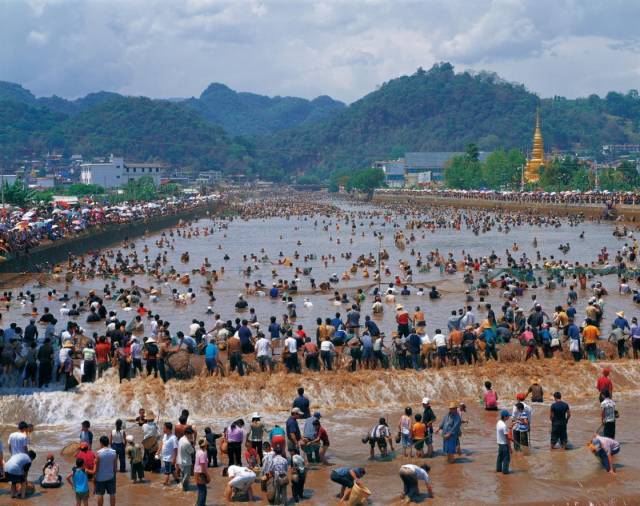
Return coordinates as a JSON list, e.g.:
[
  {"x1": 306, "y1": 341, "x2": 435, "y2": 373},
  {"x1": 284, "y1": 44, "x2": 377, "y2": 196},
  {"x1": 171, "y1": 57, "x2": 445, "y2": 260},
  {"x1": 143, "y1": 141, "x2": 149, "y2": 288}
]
[{"x1": 194, "y1": 439, "x2": 210, "y2": 506}]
